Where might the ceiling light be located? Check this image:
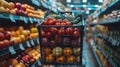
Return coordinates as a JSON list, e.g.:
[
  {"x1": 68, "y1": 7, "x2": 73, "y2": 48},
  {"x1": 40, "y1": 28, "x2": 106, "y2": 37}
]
[
  {"x1": 83, "y1": 5, "x2": 86, "y2": 7},
  {"x1": 99, "y1": 0, "x2": 103, "y2": 2},
  {"x1": 88, "y1": 8, "x2": 92, "y2": 10},
  {"x1": 70, "y1": 5, "x2": 74, "y2": 7},
  {"x1": 95, "y1": 5, "x2": 99, "y2": 7},
  {"x1": 83, "y1": 0, "x2": 87, "y2": 3},
  {"x1": 67, "y1": 0, "x2": 71, "y2": 2}
]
